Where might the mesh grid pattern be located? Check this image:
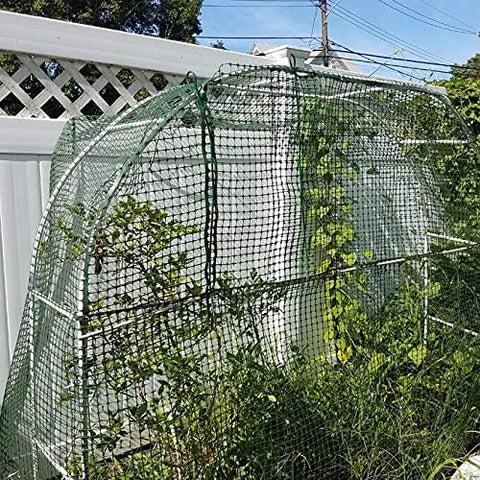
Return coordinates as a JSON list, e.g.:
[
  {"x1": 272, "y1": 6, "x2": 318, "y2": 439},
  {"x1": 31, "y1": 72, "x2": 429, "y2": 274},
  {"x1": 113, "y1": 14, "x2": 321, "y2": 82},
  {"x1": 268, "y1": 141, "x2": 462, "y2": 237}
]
[{"x1": 1, "y1": 65, "x2": 480, "y2": 479}]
